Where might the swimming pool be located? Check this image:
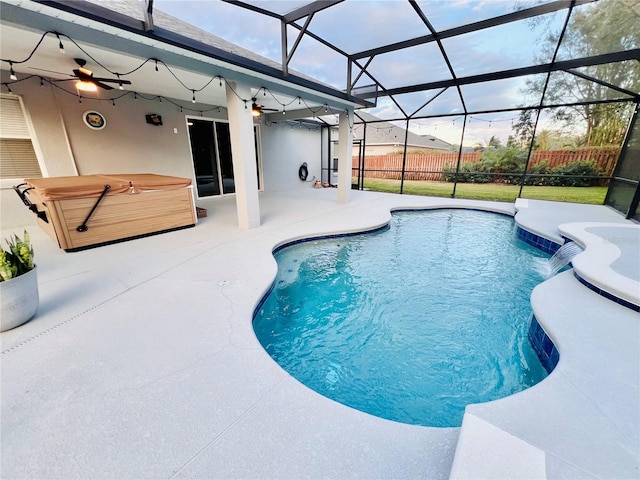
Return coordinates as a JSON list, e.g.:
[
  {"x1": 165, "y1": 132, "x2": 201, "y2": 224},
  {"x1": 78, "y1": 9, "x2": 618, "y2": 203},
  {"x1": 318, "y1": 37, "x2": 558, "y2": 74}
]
[{"x1": 253, "y1": 209, "x2": 550, "y2": 427}]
